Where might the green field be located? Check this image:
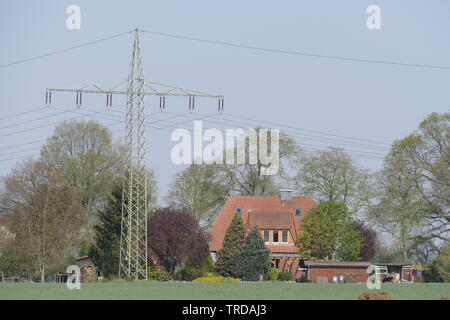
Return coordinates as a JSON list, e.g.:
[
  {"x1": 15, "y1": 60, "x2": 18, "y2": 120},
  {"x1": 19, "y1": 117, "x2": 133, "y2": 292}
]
[{"x1": 0, "y1": 282, "x2": 449, "y2": 300}]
